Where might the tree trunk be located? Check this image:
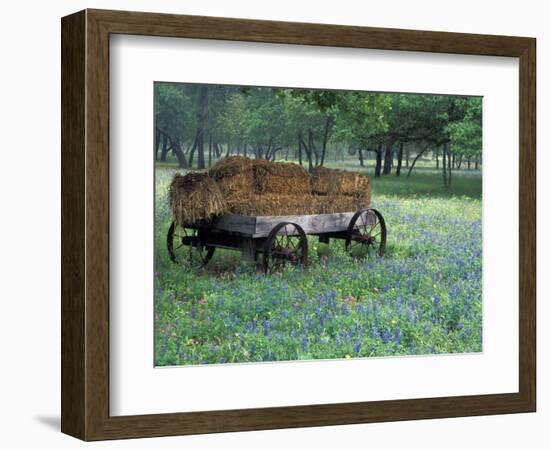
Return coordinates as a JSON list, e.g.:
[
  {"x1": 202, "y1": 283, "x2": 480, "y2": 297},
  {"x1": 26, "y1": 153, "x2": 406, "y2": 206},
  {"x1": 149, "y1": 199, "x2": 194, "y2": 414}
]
[
  {"x1": 456, "y1": 154, "x2": 463, "y2": 169},
  {"x1": 395, "y1": 142, "x2": 404, "y2": 176},
  {"x1": 196, "y1": 86, "x2": 208, "y2": 170},
  {"x1": 374, "y1": 145, "x2": 383, "y2": 177},
  {"x1": 169, "y1": 137, "x2": 188, "y2": 169},
  {"x1": 320, "y1": 115, "x2": 333, "y2": 166},
  {"x1": 405, "y1": 146, "x2": 410, "y2": 167},
  {"x1": 215, "y1": 143, "x2": 223, "y2": 158},
  {"x1": 309, "y1": 130, "x2": 318, "y2": 167},
  {"x1": 467, "y1": 157, "x2": 471, "y2": 169},
  {"x1": 358, "y1": 148, "x2": 364, "y2": 167},
  {"x1": 298, "y1": 138, "x2": 303, "y2": 166},
  {"x1": 243, "y1": 143, "x2": 248, "y2": 158},
  {"x1": 435, "y1": 150, "x2": 439, "y2": 169},
  {"x1": 160, "y1": 132, "x2": 170, "y2": 161},
  {"x1": 188, "y1": 132, "x2": 199, "y2": 168},
  {"x1": 300, "y1": 133, "x2": 313, "y2": 172},
  {"x1": 447, "y1": 145, "x2": 452, "y2": 186},
  {"x1": 407, "y1": 146, "x2": 428, "y2": 177},
  {"x1": 383, "y1": 140, "x2": 393, "y2": 175},
  {"x1": 208, "y1": 135, "x2": 212, "y2": 168},
  {"x1": 442, "y1": 142, "x2": 448, "y2": 188},
  {"x1": 155, "y1": 128, "x2": 161, "y2": 160},
  {"x1": 475, "y1": 159, "x2": 479, "y2": 170},
  {"x1": 197, "y1": 130, "x2": 205, "y2": 169}
]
